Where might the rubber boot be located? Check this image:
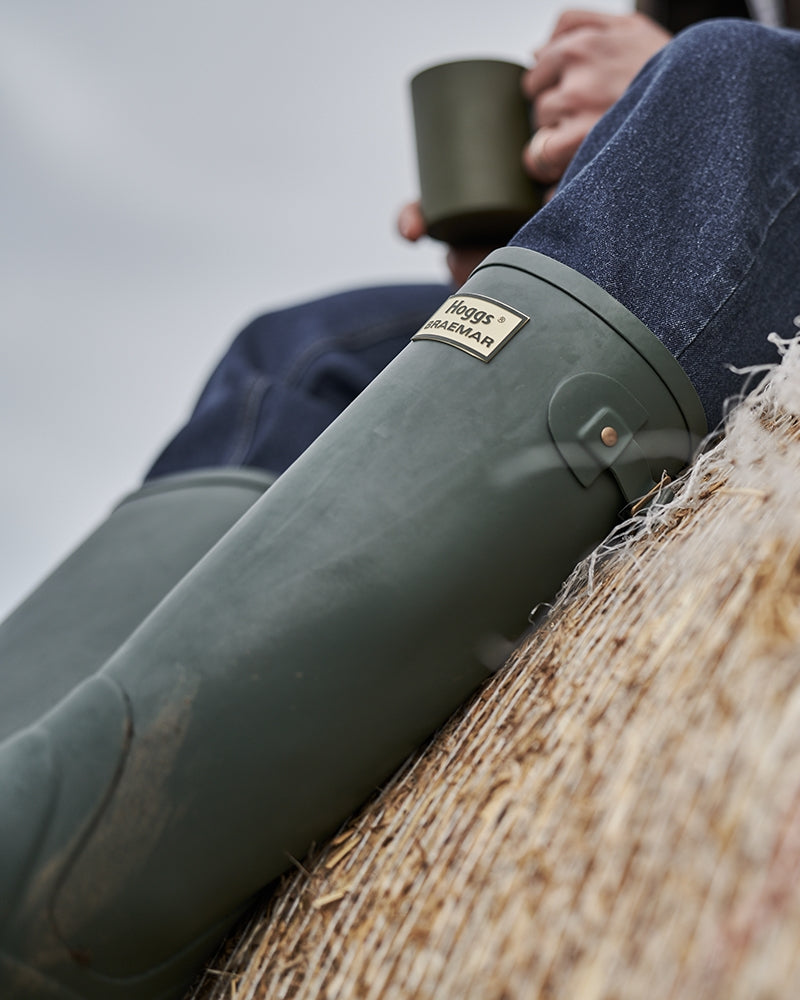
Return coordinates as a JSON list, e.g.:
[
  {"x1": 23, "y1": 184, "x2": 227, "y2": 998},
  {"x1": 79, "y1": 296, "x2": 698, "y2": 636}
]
[
  {"x1": 0, "y1": 248, "x2": 706, "y2": 999},
  {"x1": 0, "y1": 468, "x2": 274, "y2": 747}
]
